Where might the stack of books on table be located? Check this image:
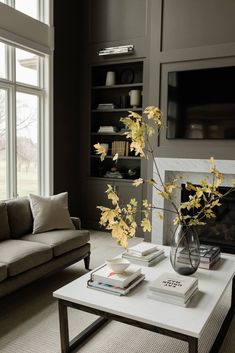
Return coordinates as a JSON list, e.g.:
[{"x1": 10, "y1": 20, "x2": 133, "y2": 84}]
[
  {"x1": 179, "y1": 244, "x2": 221, "y2": 270},
  {"x1": 148, "y1": 272, "x2": 198, "y2": 307},
  {"x1": 122, "y1": 242, "x2": 165, "y2": 266},
  {"x1": 87, "y1": 264, "x2": 145, "y2": 296}
]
